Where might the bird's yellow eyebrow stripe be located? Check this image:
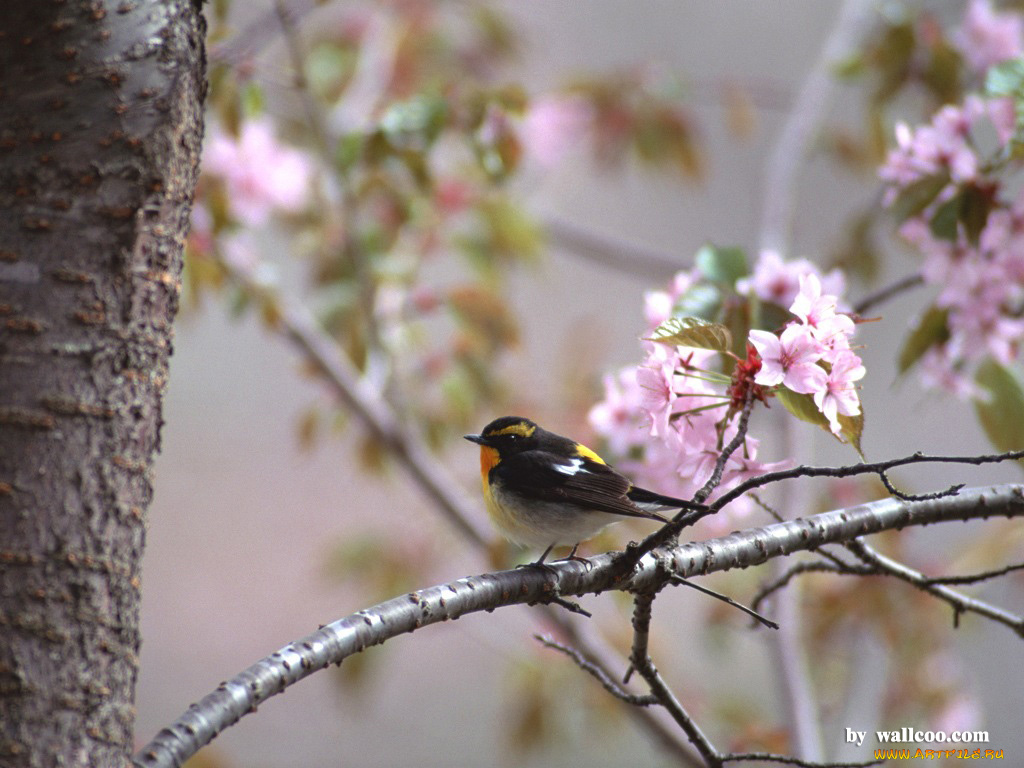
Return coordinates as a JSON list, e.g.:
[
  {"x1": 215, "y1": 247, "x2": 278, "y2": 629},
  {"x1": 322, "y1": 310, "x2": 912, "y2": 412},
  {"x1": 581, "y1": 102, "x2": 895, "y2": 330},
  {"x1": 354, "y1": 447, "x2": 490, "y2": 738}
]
[
  {"x1": 486, "y1": 422, "x2": 536, "y2": 438},
  {"x1": 573, "y1": 443, "x2": 606, "y2": 465}
]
